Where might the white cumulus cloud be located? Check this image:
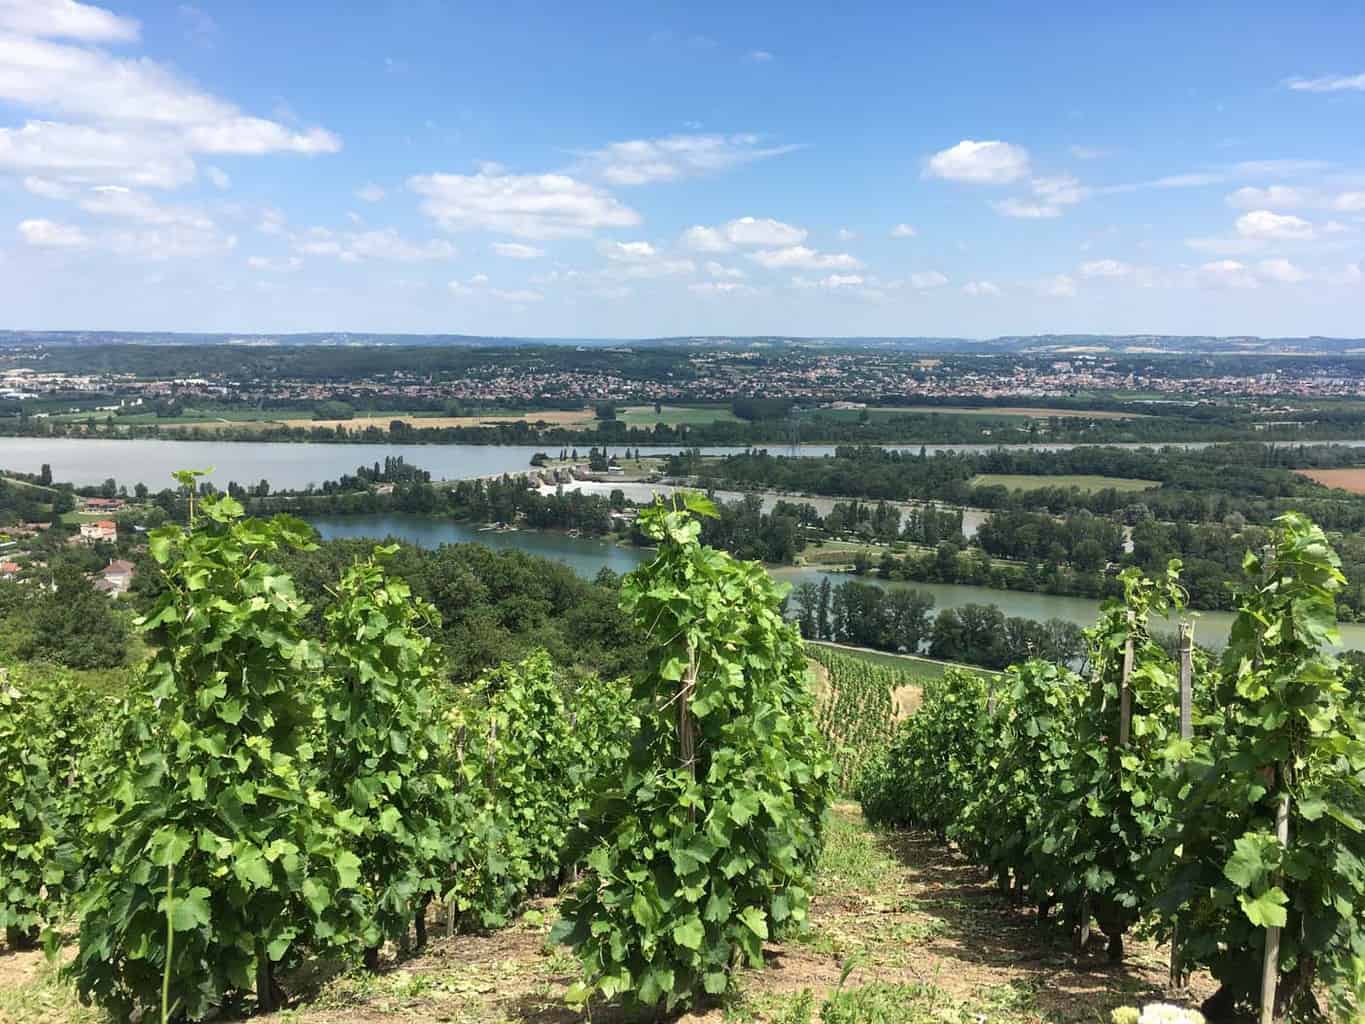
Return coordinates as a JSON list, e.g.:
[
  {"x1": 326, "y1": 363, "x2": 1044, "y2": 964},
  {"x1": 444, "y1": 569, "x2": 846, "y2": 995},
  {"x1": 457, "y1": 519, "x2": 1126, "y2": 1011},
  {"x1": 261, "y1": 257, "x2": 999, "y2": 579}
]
[
  {"x1": 1236, "y1": 209, "x2": 1316, "y2": 241},
  {"x1": 890, "y1": 223, "x2": 916, "y2": 238},
  {"x1": 962, "y1": 280, "x2": 1001, "y2": 296},
  {"x1": 908, "y1": 270, "x2": 948, "y2": 289},
  {"x1": 1256, "y1": 258, "x2": 1309, "y2": 283},
  {"x1": 577, "y1": 133, "x2": 799, "y2": 185},
  {"x1": 925, "y1": 139, "x2": 1030, "y2": 184},
  {"x1": 409, "y1": 170, "x2": 640, "y2": 239},
  {"x1": 0, "y1": 0, "x2": 139, "y2": 42},
  {"x1": 355, "y1": 183, "x2": 385, "y2": 203},
  {"x1": 18, "y1": 216, "x2": 88, "y2": 247},
  {"x1": 1079, "y1": 259, "x2": 1132, "y2": 278},
  {"x1": 748, "y1": 245, "x2": 861, "y2": 270}
]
